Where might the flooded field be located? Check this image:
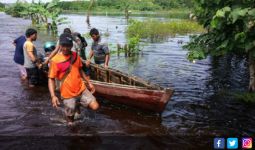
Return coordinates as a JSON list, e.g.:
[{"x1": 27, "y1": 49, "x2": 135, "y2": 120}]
[{"x1": 0, "y1": 12, "x2": 254, "y2": 149}]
